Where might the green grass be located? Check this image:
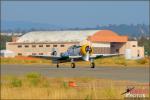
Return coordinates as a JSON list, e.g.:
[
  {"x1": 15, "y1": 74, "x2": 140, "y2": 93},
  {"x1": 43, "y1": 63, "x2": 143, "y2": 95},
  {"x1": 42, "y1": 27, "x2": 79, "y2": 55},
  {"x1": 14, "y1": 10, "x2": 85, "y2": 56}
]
[
  {"x1": 26, "y1": 72, "x2": 42, "y2": 86},
  {"x1": 10, "y1": 78, "x2": 22, "y2": 87}
]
